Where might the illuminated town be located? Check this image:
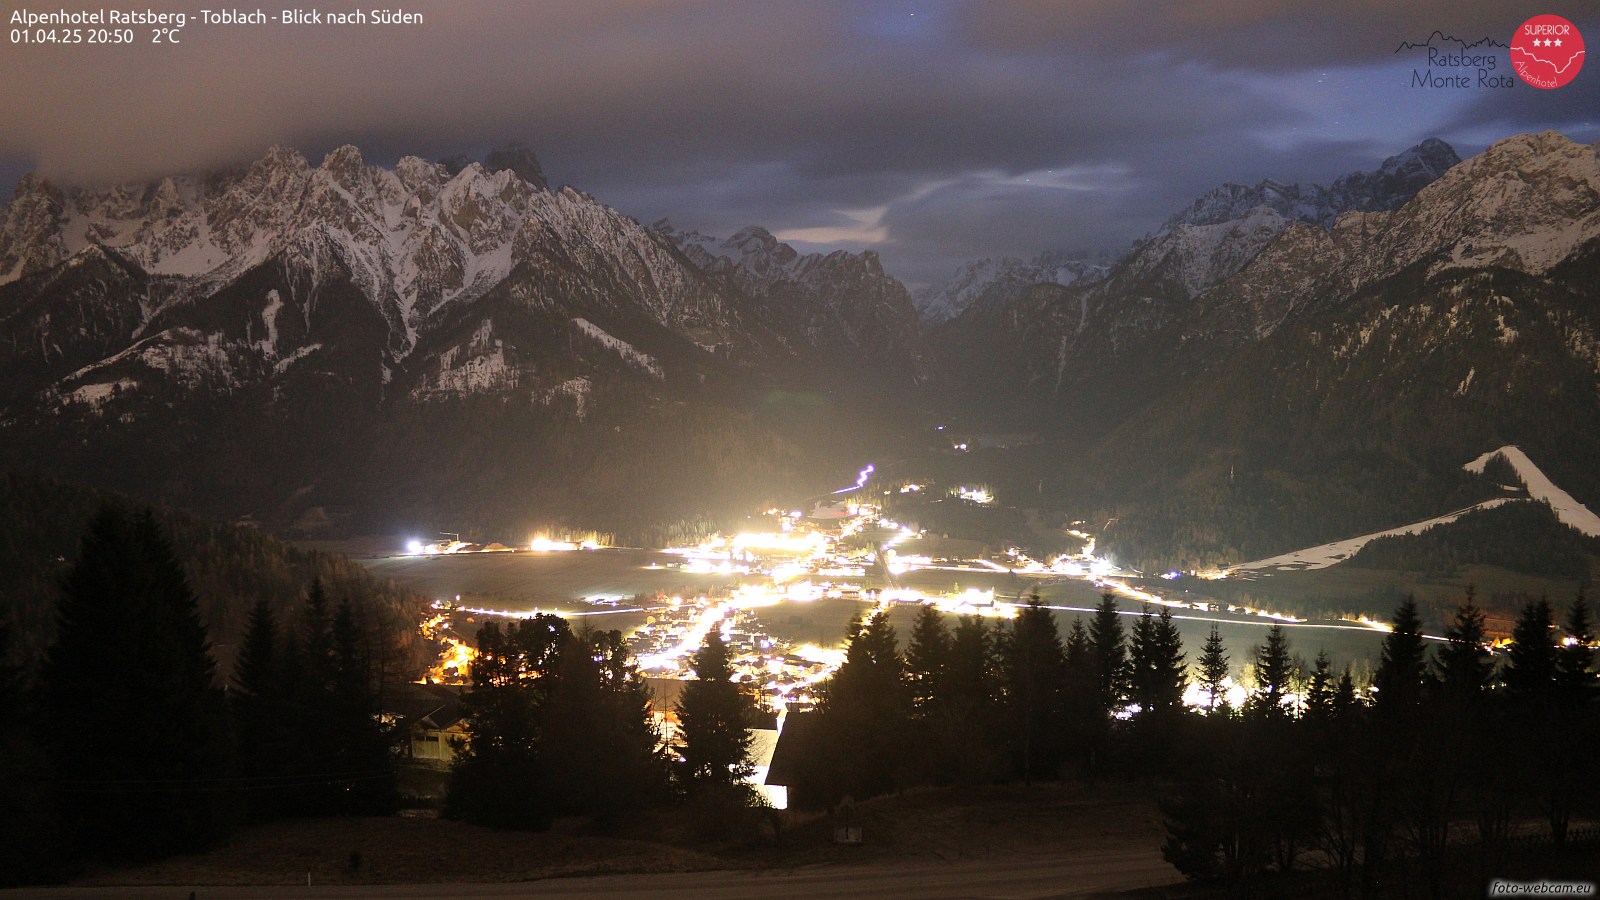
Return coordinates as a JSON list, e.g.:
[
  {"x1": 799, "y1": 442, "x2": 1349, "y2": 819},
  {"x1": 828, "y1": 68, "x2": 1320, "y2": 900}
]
[{"x1": 408, "y1": 466, "x2": 1399, "y2": 718}]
